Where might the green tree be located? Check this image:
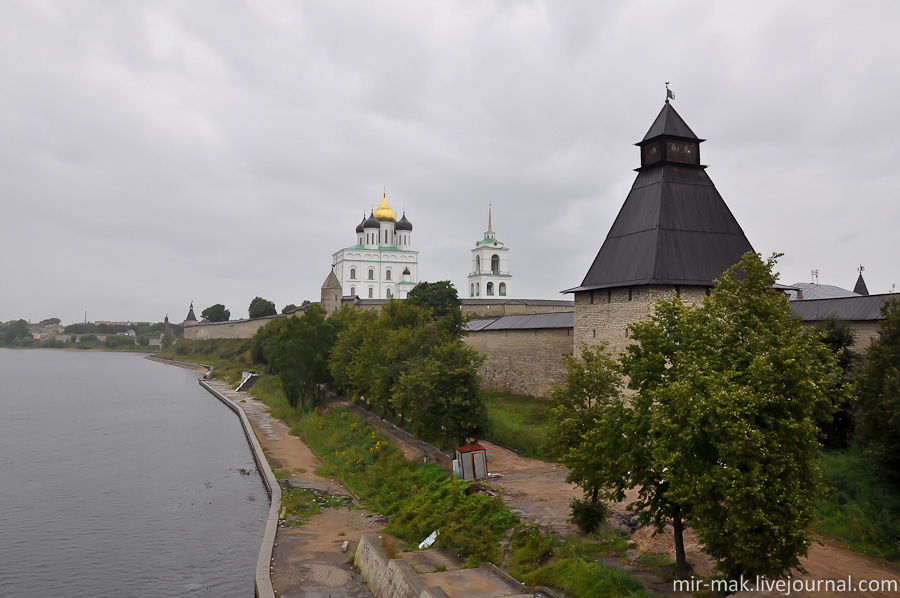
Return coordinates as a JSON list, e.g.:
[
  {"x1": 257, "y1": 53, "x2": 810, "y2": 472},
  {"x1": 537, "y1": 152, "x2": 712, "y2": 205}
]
[
  {"x1": 619, "y1": 253, "x2": 841, "y2": 579},
  {"x1": 201, "y1": 304, "x2": 230, "y2": 322},
  {"x1": 394, "y1": 341, "x2": 486, "y2": 448},
  {"x1": 856, "y1": 296, "x2": 900, "y2": 483},
  {"x1": 282, "y1": 304, "x2": 298, "y2": 314},
  {"x1": 327, "y1": 306, "x2": 377, "y2": 396},
  {"x1": 39, "y1": 317, "x2": 61, "y2": 326},
  {"x1": 250, "y1": 316, "x2": 290, "y2": 373},
  {"x1": 1, "y1": 319, "x2": 31, "y2": 344},
  {"x1": 249, "y1": 296, "x2": 277, "y2": 319},
  {"x1": 815, "y1": 316, "x2": 859, "y2": 448},
  {"x1": 544, "y1": 344, "x2": 626, "y2": 507},
  {"x1": 160, "y1": 329, "x2": 174, "y2": 350},
  {"x1": 271, "y1": 304, "x2": 337, "y2": 411},
  {"x1": 407, "y1": 280, "x2": 462, "y2": 319}
]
